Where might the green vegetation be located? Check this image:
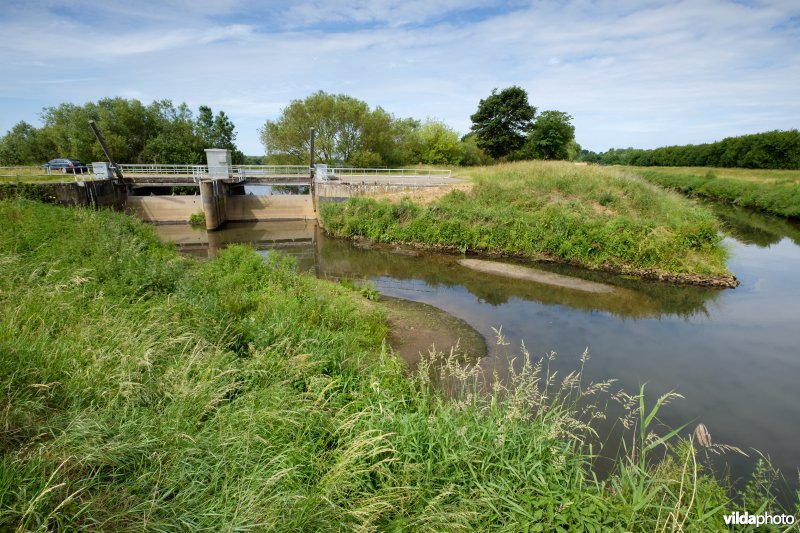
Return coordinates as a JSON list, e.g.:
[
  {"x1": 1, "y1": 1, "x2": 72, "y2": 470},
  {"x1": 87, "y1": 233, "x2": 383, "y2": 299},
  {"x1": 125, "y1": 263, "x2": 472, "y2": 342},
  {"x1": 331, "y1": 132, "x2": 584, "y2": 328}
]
[
  {"x1": 583, "y1": 130, "x2": 800, "y2": 169},
  {"x1": 0, "y1": 199, "x2": 796, "y2": 529},
  {"x1": 188, "y1": 211, "x2": 206, "y2": 227},
  {"x1": 322, "y1": 161, "x2": 734, "y2": 284},
  {"x1": 522, "y1": 110, "x2": 577, "y2": 161},
  {"x1": 470, "y1": 87, "x2": 577, "y2": 162},
  {"x1": 260, "y1": 91, "x2": 483, "y2": 167},
  {"x1": 0, "y1": 98, "x2": 243, "y2": 166},
  {"x1": 470, "y1": 86, "x2": 537, "y2": 159},
  {"x1": 631, "y1": 167, "x2": 800, "y2": 218}
]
